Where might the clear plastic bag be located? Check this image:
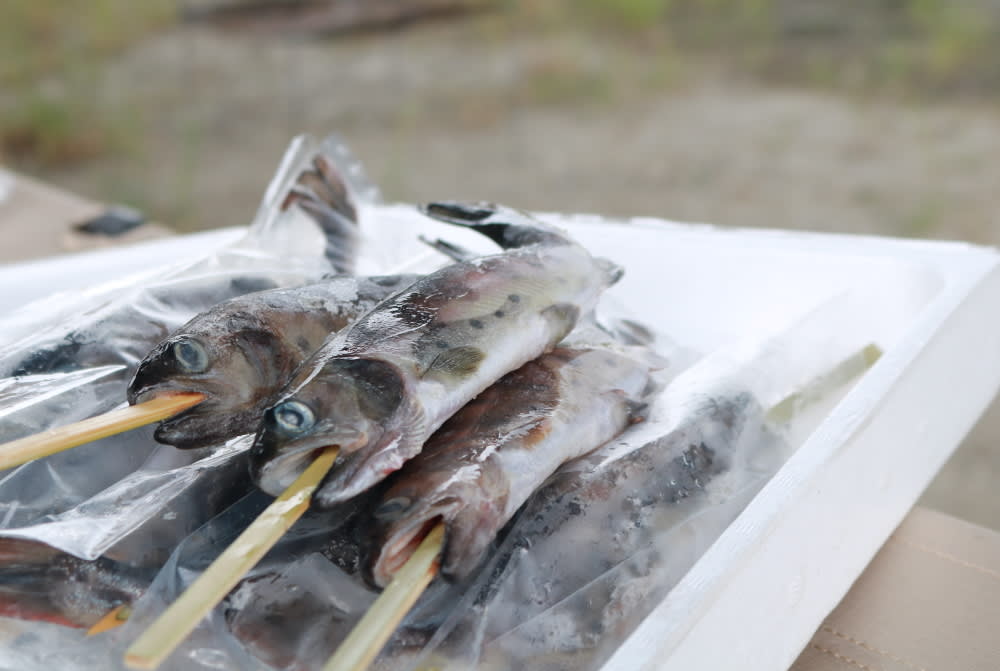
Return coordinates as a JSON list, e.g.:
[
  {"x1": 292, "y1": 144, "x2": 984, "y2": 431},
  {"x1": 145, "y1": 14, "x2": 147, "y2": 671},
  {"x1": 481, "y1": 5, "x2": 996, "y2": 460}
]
[
  {"x1": 0, "y1": 175, "x2": 877, "y2": 669},
  {"x1": 0, "y1": 134, "x2": 371, "y2": 519}
]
